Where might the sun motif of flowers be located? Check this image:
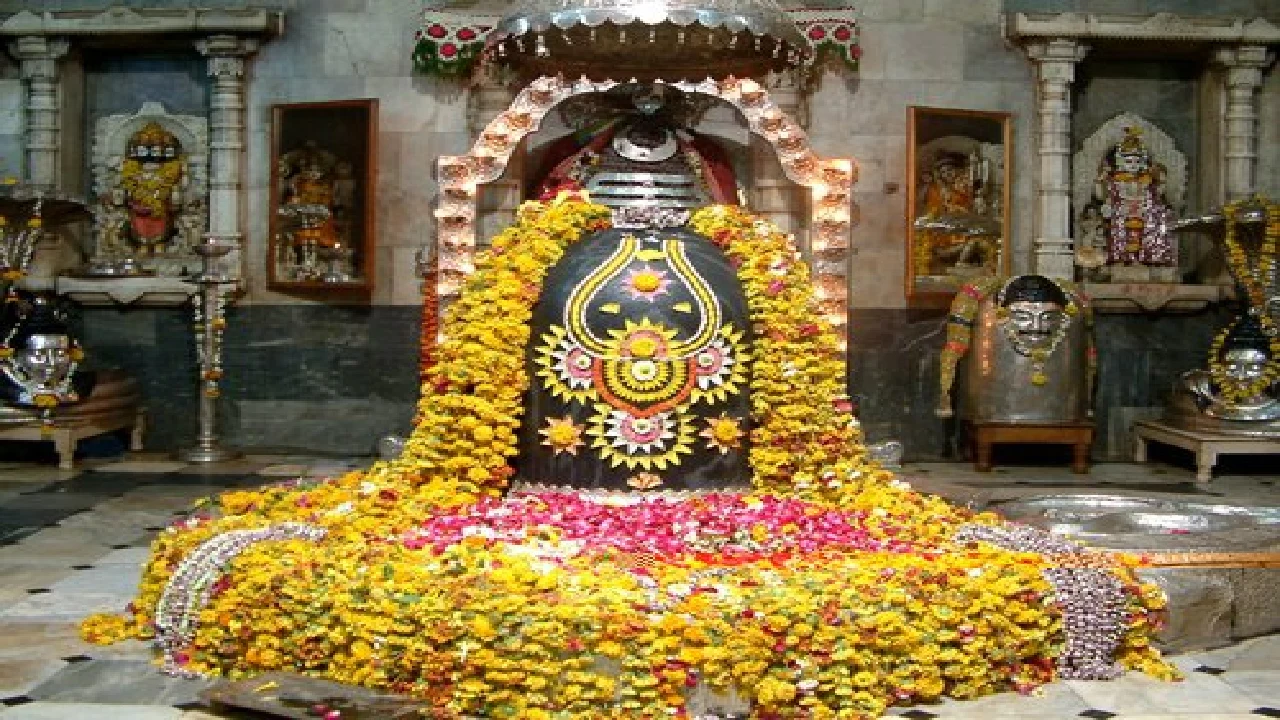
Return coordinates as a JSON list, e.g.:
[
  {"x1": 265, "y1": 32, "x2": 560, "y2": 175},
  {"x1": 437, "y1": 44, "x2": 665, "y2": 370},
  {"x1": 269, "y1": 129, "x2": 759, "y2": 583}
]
[
  {"x1": 622, "y1": 265, "x2": 672, "y2": 303},
  {"x1": 587, "y1": 406, "x2": 694, "y2": 470},
  {"x1": 535, "y1": 326, "x2": 597, "y2": 404},
  {"x1": 539, "y1": 415, "x2": 585, "y2": 456},
  {"x1": 700, "y1": 414, "x2": 744, "y2": 454},
  {"x1": 690, "y1": 325, "x2": 750, "y2": 405},
  {"x1": 608, "y1": 318, "x2": 678, "y2": 361}
]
